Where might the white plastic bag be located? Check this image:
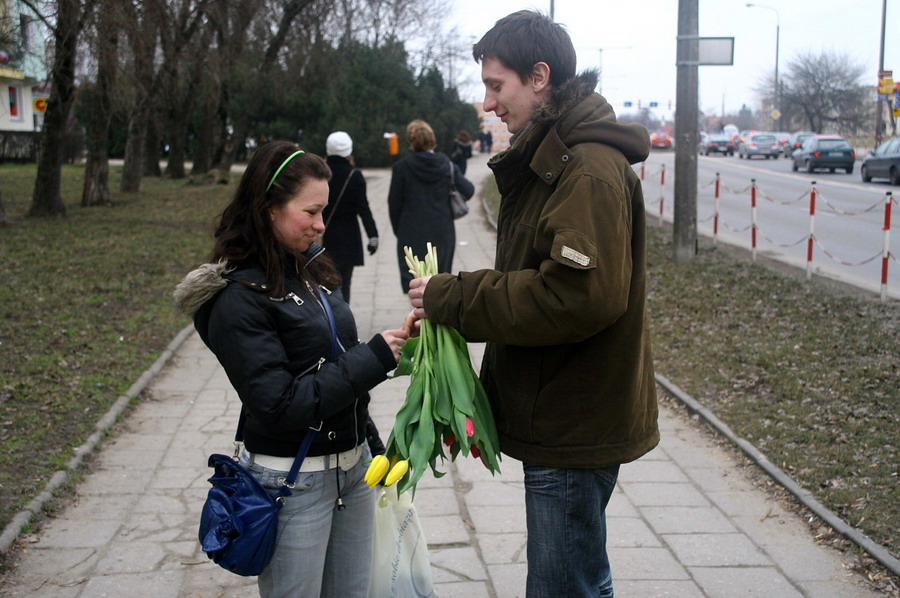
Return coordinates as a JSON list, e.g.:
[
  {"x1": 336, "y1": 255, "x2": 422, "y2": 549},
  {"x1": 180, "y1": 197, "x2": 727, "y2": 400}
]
[{"x1": 368, "y1": 486, "x2": 436, "y2": 598}]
